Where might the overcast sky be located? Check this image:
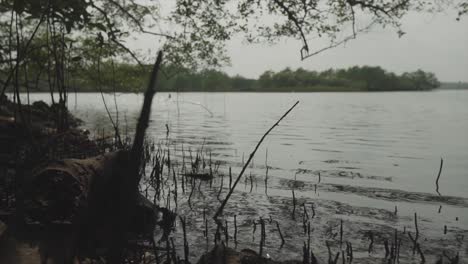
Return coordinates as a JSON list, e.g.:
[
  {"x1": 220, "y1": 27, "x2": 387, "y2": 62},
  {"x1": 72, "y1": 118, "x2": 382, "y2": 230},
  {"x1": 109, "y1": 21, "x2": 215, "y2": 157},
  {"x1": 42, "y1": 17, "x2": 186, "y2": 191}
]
[
  {"x1": 131, "y1": 8, "x2": 468, "y2": 82},
  {"x1": 221, "y1": 11, "x2": 468, "y2": 82}
]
